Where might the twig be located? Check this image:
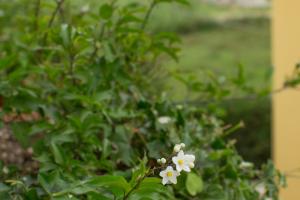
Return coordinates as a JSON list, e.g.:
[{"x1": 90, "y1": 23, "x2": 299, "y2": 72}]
[
  {"x1": 89, "y1": 23, "x2": 106, "y2": 62},
  {"x1": 123, "y1": 169, "x2": 152, "y2": 200},
  {"x1": 48, "y1": 0, "x2": 65, "y2": 28},
  {"x1": 42, "y1": 0, "x2": 65, "y2": 44},
  {"x1": 141, "y1": 0, "x2": 157, "y2": 30},
  {"x1": 68, "y1": 52, "x2": 76, "y2": 84},
  {"x1": 34, "y1": 0, "x2": 41, "y2": 31}
]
